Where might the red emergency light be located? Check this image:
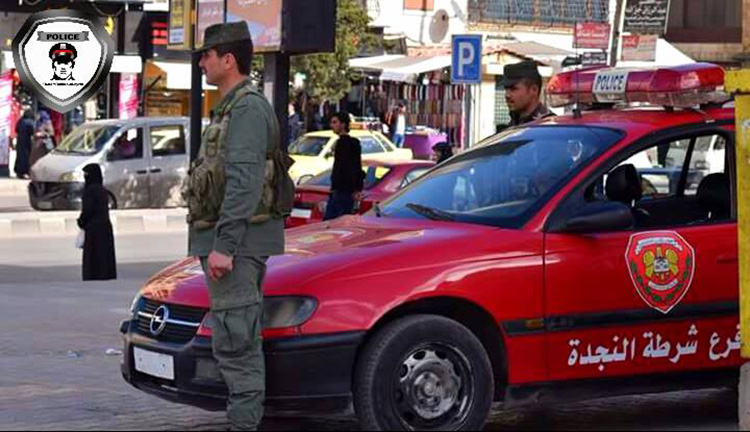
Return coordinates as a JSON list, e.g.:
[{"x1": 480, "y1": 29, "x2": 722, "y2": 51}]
[{"x1": 547, "y1": 63, "x2": 728, "y2": 109}]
